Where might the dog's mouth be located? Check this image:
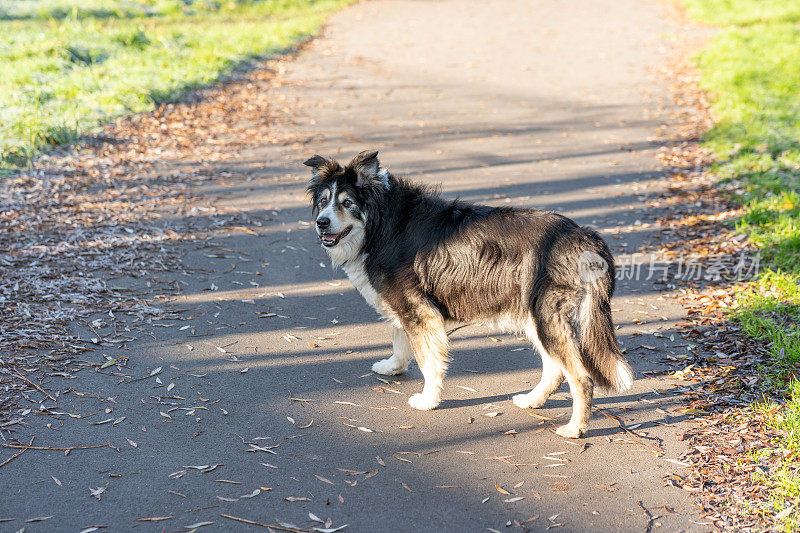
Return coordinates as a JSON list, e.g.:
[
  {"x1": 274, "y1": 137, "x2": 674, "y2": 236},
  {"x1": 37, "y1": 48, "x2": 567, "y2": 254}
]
[{"x1": 320, "y1": 226, "x2": 352, "y2": 247}]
